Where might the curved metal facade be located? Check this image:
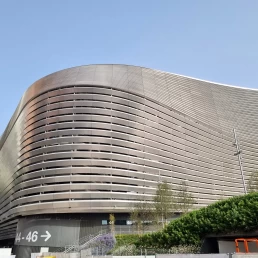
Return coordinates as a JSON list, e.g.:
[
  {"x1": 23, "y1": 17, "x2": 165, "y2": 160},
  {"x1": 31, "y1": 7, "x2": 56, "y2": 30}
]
[{"x1": 0, "y1": 64, "x2": 258, "y2": 240}]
